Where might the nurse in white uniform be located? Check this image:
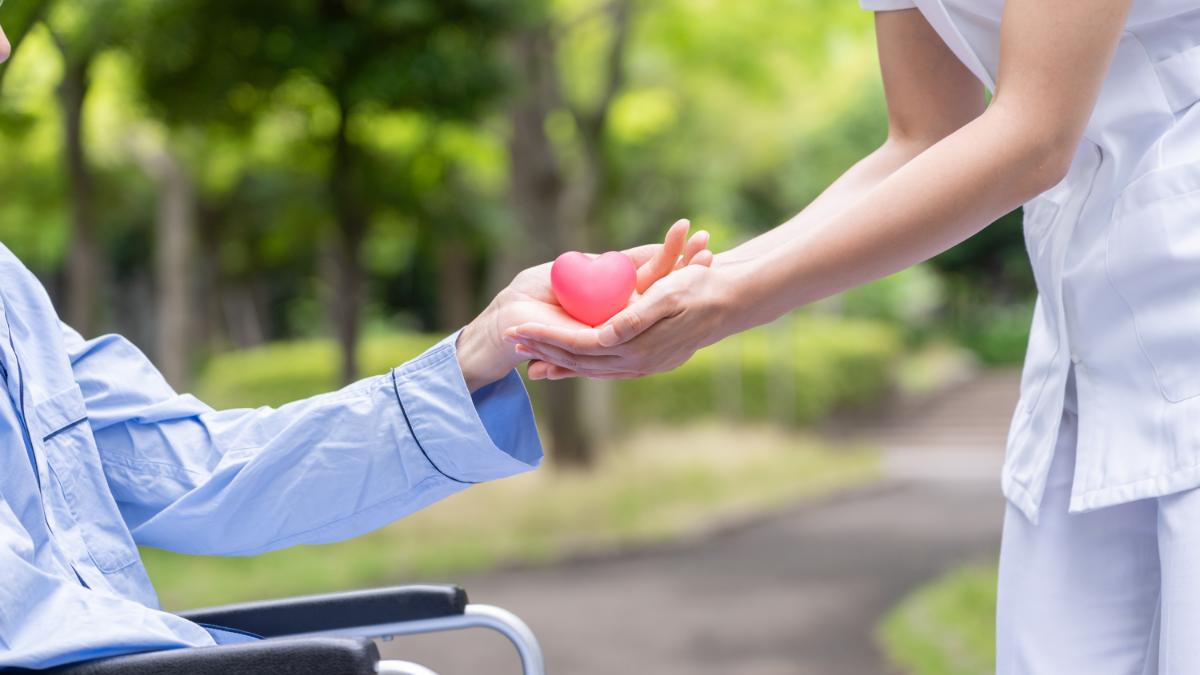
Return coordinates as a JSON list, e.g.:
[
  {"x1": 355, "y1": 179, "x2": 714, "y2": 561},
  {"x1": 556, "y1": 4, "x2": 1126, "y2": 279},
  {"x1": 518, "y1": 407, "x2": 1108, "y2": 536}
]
[{"x1": 504, "y1": 0, "x2": 1200, "y2": 670}]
